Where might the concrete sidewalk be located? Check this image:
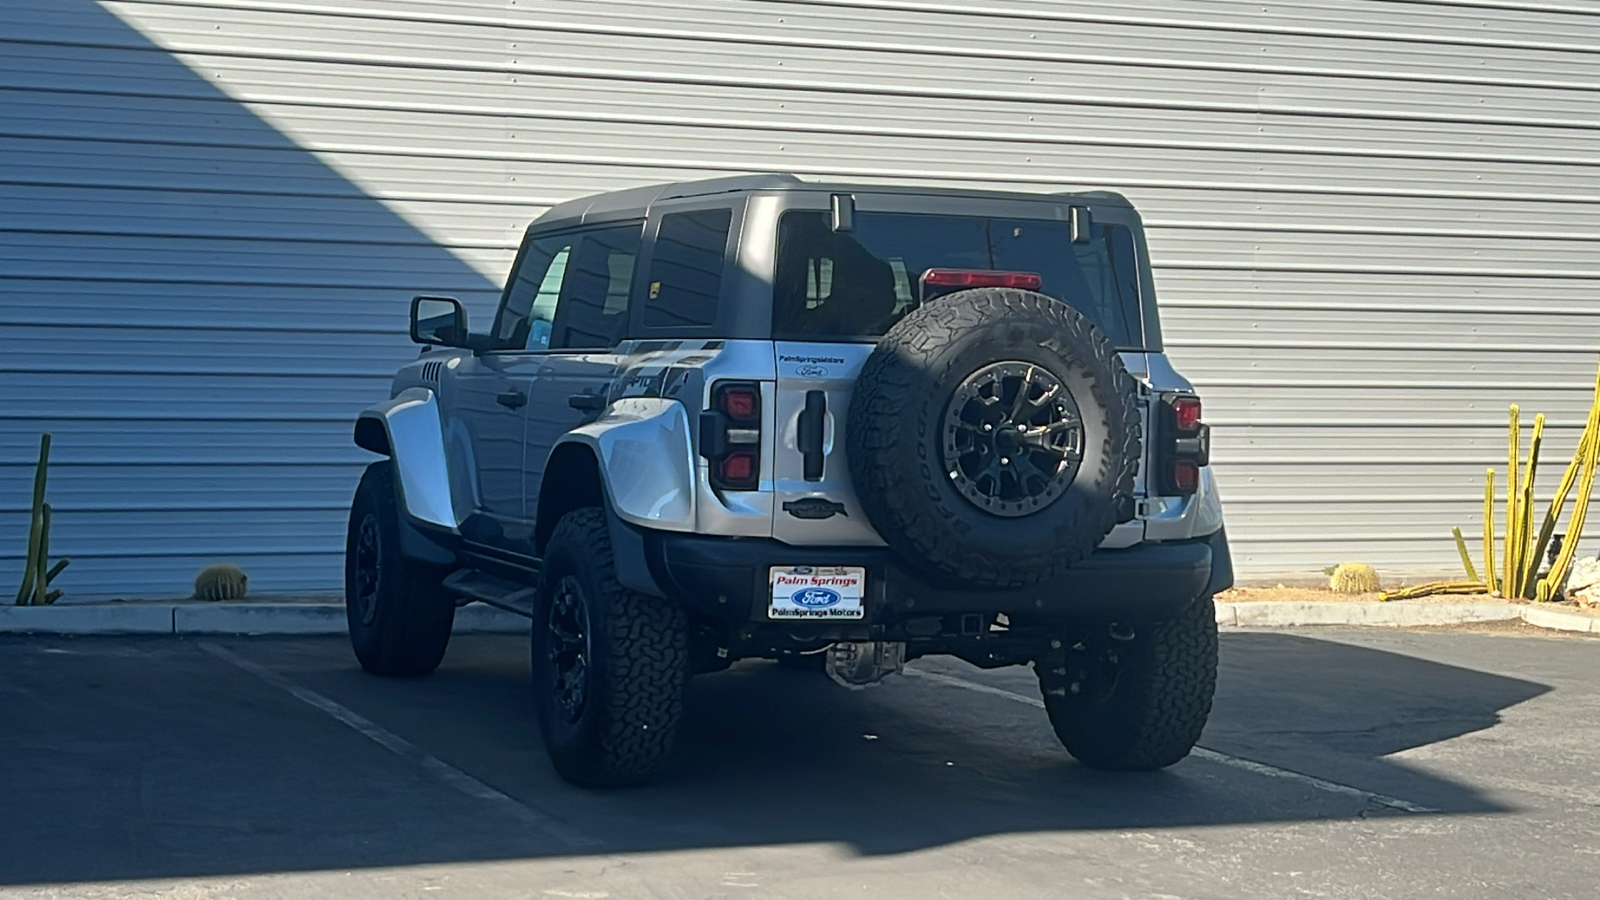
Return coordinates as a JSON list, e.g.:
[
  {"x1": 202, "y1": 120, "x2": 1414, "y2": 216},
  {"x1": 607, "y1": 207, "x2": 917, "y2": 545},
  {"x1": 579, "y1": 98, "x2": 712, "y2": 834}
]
[{"x1": 2, "y1": 598, "x2": 1596, "y2": 636}]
